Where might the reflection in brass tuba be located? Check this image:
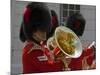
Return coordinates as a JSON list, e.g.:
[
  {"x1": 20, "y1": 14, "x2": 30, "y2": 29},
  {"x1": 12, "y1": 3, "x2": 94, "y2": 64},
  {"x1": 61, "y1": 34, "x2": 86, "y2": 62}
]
[{"x1": 47, "y1": 26, "x2": 83, "y2": 58}]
